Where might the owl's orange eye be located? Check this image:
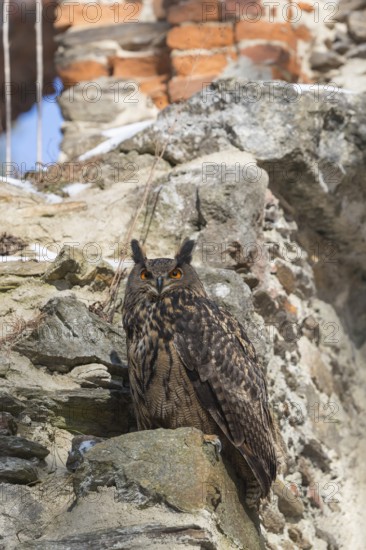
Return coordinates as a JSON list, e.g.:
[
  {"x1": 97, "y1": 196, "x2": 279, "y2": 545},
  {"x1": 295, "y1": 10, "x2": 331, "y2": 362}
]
[
  {"x1": 169, "y1": 268, "x2": 183, "y2": 279},
  {"x1": 140, "y1": 269, "x2": 149, "y2": 280}
]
